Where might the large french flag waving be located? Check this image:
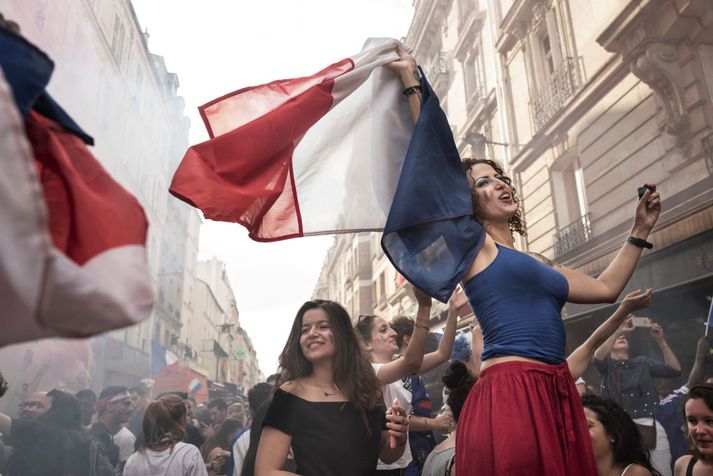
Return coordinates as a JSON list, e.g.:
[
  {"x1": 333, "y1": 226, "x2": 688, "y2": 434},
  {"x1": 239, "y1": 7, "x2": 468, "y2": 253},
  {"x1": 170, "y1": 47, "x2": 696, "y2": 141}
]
[
  {"x1": 170, "y1": 38, "x2": 413, "y2": 241},
  {"x1": 170, "y1": 38, "x2": 484, "y2": 302},
  {"x1": 0, "y1": 29, "x2": 153, "y2": 345}
]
